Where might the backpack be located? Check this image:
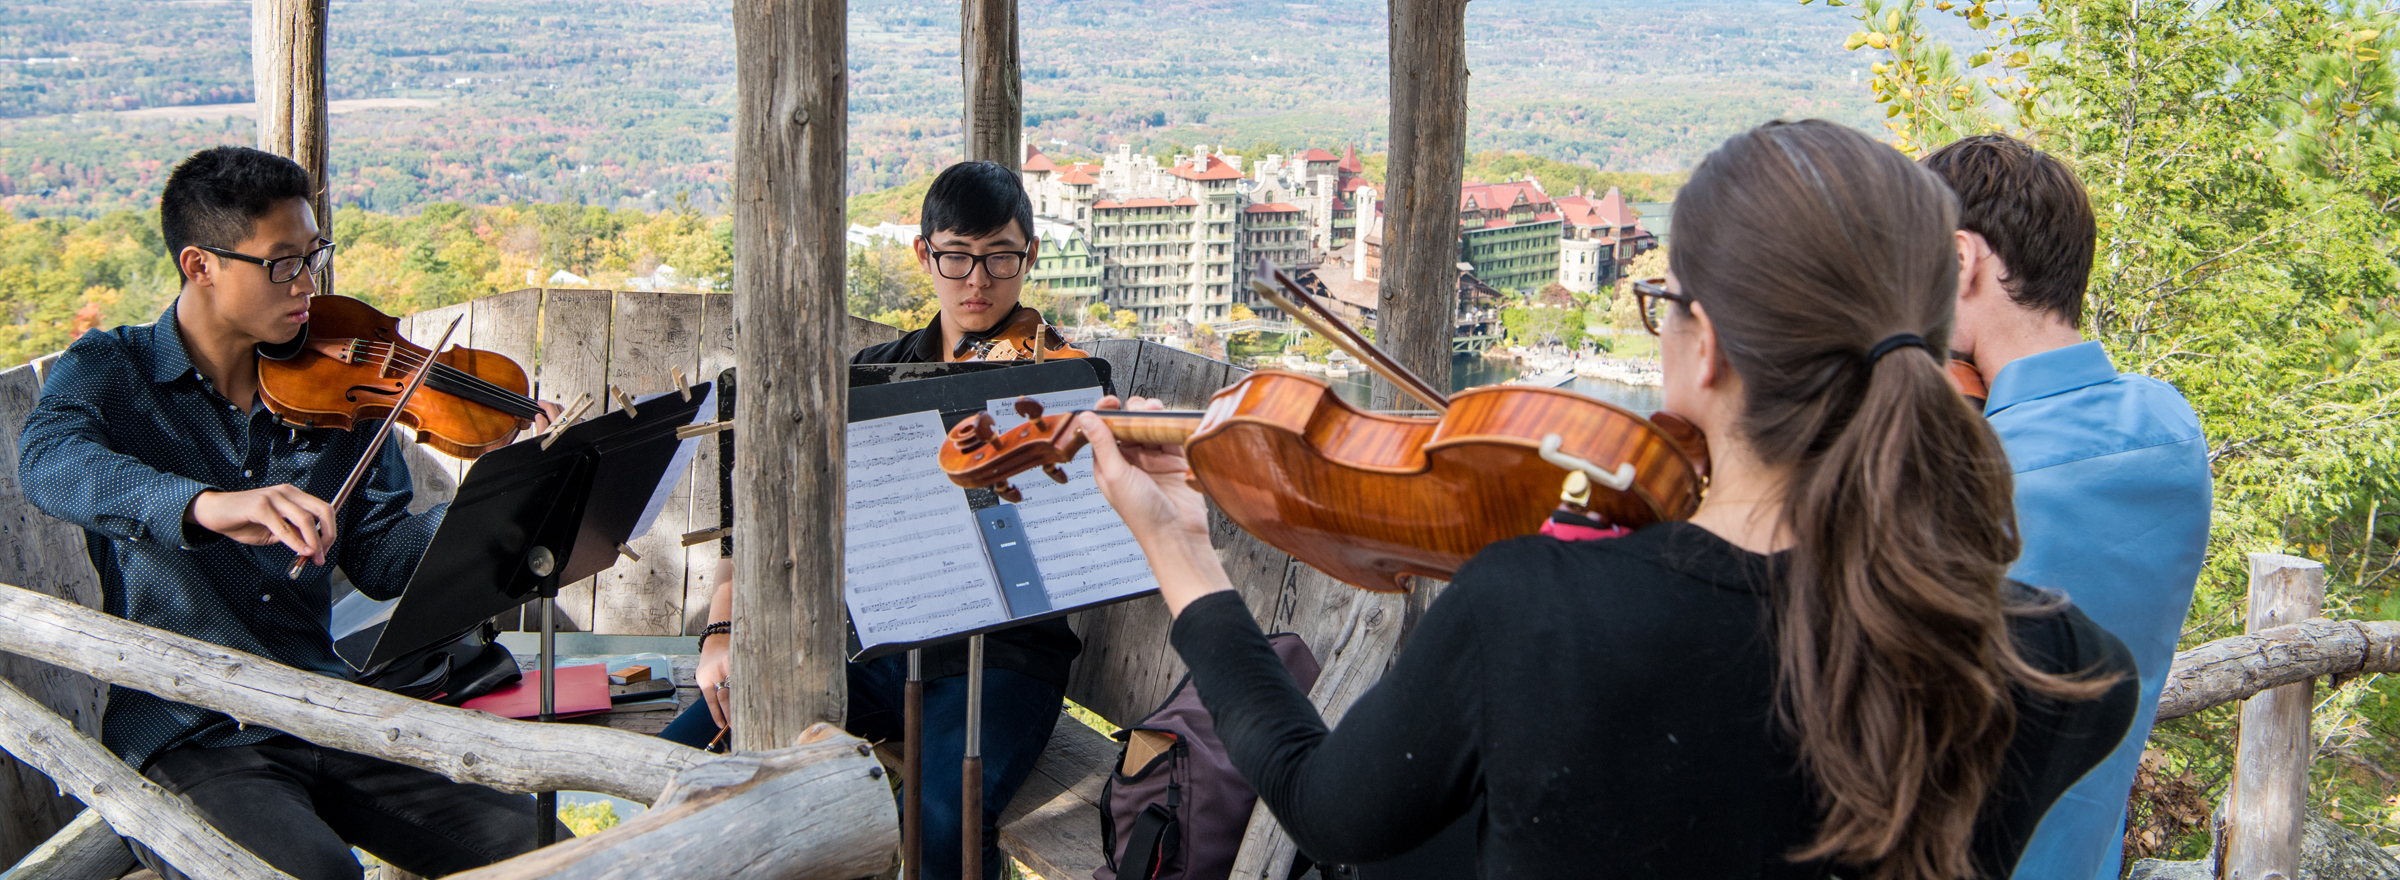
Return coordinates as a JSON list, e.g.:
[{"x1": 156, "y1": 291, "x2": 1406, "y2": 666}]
[{"x1": 1097, "y1": 632, "x2": 1322, "y2": 880}]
